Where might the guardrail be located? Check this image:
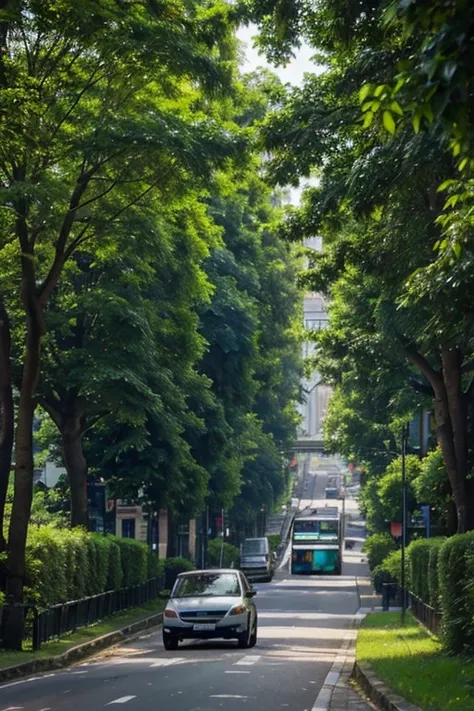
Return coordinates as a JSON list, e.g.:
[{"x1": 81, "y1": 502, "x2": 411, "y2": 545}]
[
  {"x1": 0, "y1": 575, "x2": 165, "y2": 650},
  {"x1": 409, "y1": 592, "x2": 442, "y2": 636},
  {"x1": 381, "y1": 585, "x2": 442, "y2": 637}
]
